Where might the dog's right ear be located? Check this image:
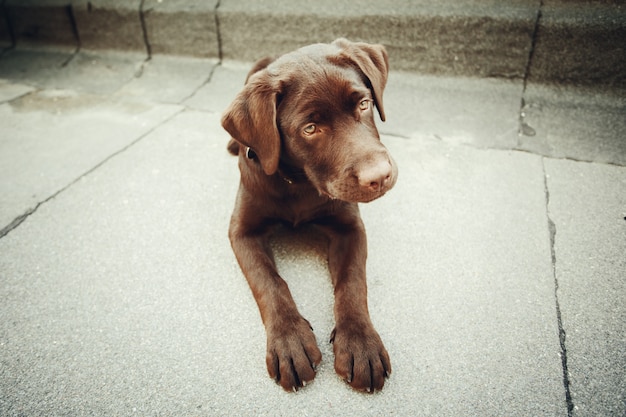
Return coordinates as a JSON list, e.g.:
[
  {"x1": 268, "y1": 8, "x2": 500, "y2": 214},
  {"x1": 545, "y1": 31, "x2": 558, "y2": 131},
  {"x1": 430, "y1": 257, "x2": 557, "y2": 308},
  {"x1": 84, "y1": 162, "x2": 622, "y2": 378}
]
[
  {"x1": 221, "y1": 70, "x2": 281, "y2": 176},
  {"x1": 245, "y1": 56, "x2": 276, "y2": 82},
  {"x1": 331, "y1": 38, "x2": 389, "y2": 122}
]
